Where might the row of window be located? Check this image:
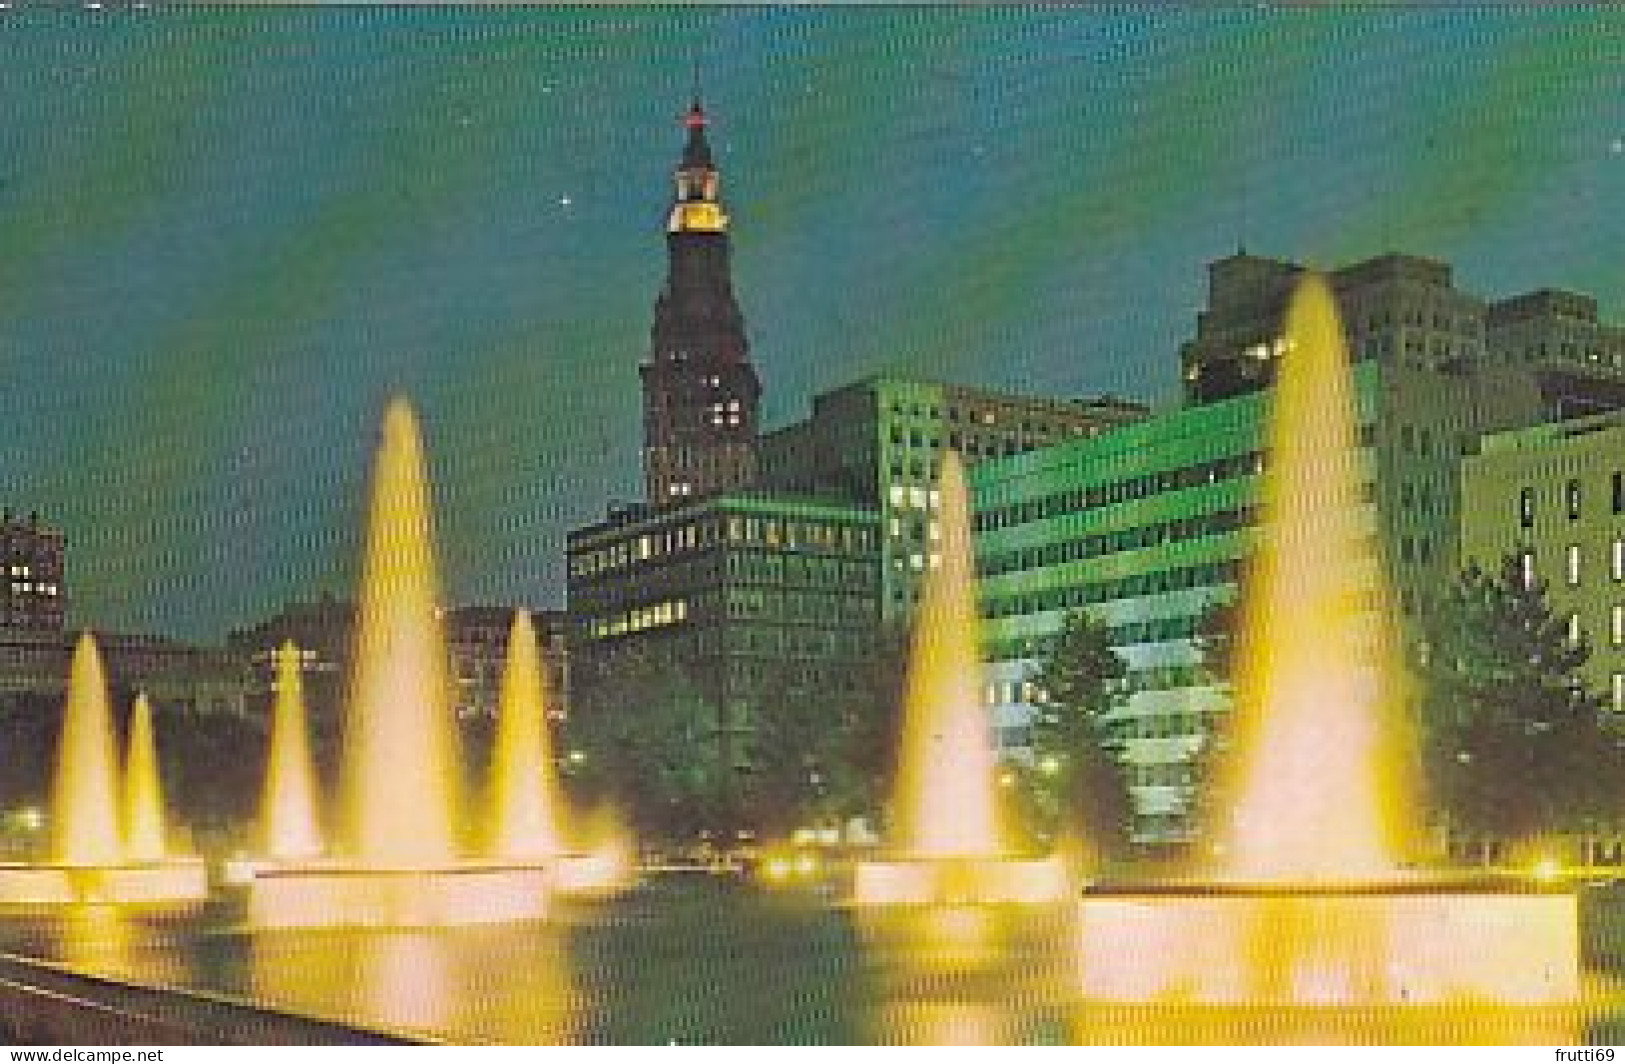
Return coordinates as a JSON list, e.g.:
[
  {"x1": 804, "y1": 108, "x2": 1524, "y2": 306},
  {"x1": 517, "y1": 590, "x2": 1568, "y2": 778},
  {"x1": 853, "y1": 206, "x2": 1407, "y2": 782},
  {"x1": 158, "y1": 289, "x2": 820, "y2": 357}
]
[
  {"x1": 983, "y1": 558, "x2": 1247, "y2": 621},
  {"x1": 976, "y1": 451, "x2": 1265, "y2": 533},
  {"x1": 982, "y1": 506, "x2": 1258, "y2": 577},
  {"x1": 1518, "y1": 473, "x2": 1625, "y2": 527},
  {"x1": 571, "y1": 517, "x2": 876, "y2": 577}
]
